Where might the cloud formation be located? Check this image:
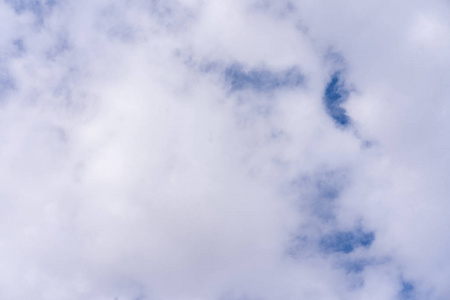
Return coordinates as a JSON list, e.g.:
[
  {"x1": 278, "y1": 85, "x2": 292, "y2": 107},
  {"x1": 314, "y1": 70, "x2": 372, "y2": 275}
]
[{"x1": 0, "y1": 0, "x2": 450, "y2": 299}]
